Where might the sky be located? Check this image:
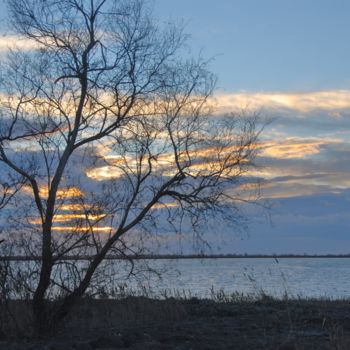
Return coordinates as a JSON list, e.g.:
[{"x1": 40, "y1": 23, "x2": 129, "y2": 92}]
[
  {"x1": 0, "y1": 0, "x2": 349, "y2": 254},
  {"x1": 152, "y1": 0, "x2": 350, "y2": 254},
  {"x1": 154, "y1": 0, "x2": 350, "y2": 92}
]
